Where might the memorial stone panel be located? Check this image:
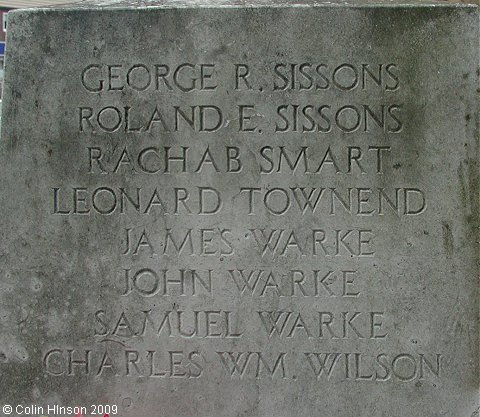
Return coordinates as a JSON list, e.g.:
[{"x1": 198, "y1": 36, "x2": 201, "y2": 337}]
[{"x1": 0, "y1": 2, "x2": 478, "y2": 417}]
